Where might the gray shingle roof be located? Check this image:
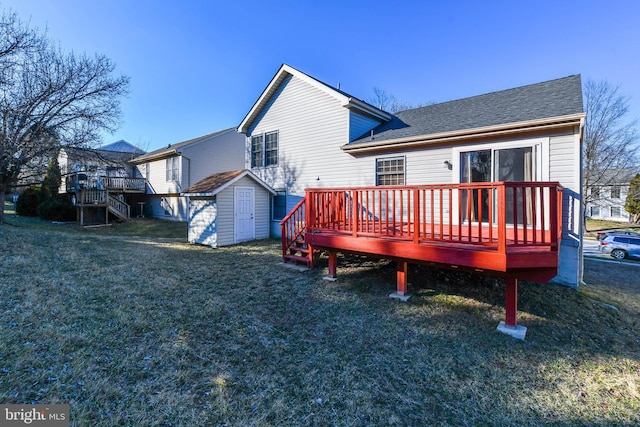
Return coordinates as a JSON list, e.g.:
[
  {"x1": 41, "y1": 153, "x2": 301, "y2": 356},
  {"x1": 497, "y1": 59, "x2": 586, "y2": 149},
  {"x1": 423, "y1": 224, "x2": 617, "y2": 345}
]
[
  {"x1": 99, "y1": 140, "x2": 145, "y2": 155},
  {"x1": 349, "y1": 75, "x2": 584, "y2": 145}
]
